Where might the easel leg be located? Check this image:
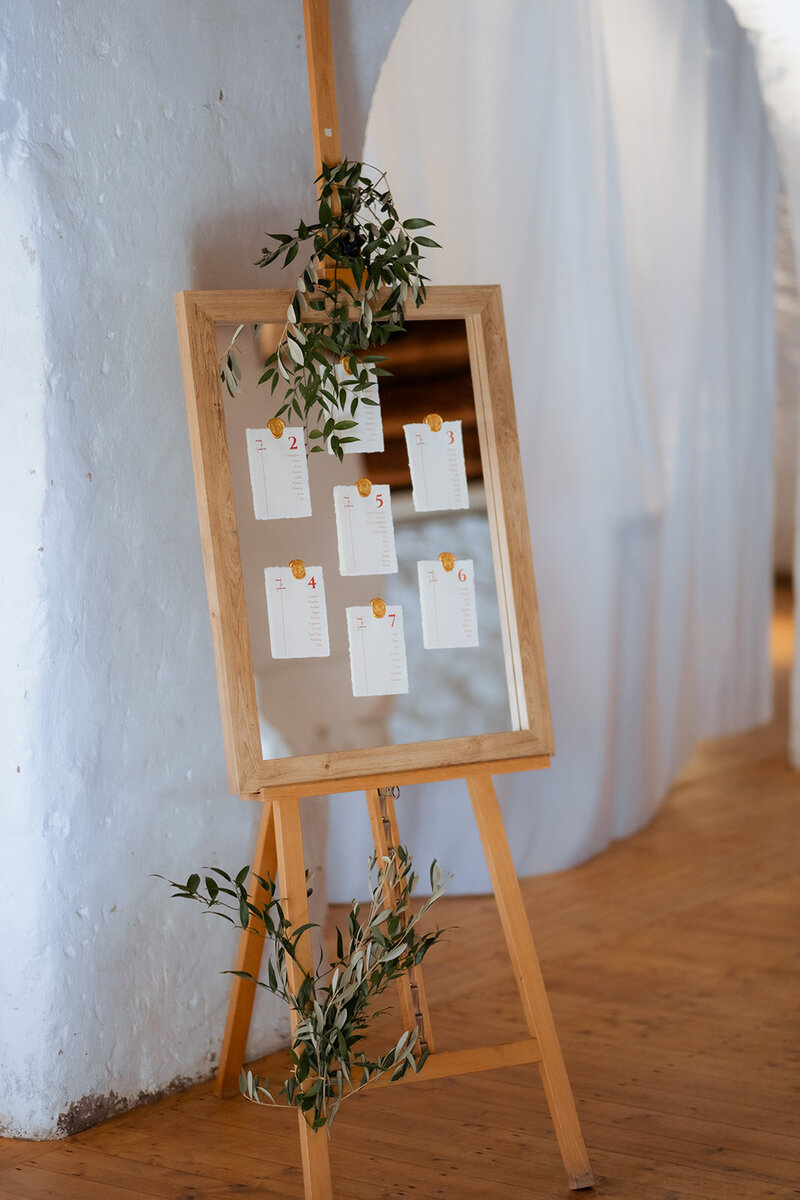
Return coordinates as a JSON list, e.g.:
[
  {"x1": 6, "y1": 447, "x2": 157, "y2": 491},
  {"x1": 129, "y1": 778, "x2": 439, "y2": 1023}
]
[
  {"x1": 215, "y1": 796, "x2": 278, "y2": 1097},
  {"x1": 365, "y1": 788, "x2": 436, "y2": 1053},
  {"x1": 467, "y1": 775, "x2": 595, "y2": 1191},
  {"x1": 273, "y1": 793, "x2": 333, "y2": 1200}
]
